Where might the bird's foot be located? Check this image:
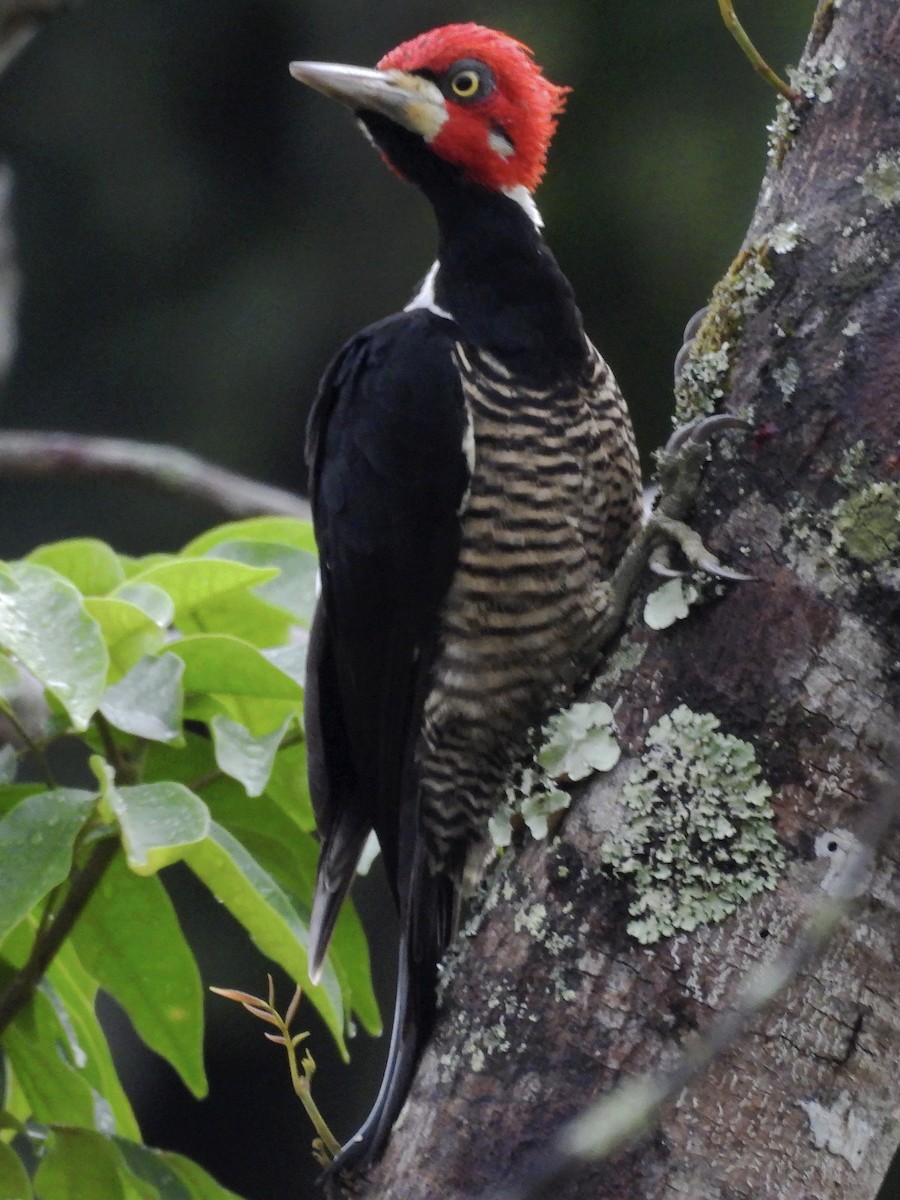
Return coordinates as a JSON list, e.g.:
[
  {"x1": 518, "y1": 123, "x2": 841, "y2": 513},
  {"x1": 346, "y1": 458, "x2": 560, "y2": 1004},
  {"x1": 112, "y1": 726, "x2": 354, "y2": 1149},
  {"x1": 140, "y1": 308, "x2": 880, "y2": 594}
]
[{"x1": 647, "y1": 413, "x2": 754, "y2": 582}]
